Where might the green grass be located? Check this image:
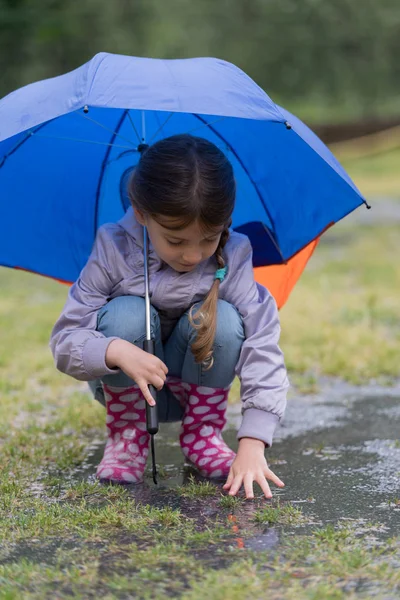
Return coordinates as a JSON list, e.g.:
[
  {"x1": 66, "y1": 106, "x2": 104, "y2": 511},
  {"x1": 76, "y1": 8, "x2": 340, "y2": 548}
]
[
  {"x1": 339, "y1": 146, "x2": 400, "y2": 198},
  {"x1": 176, "y1": 475, "x2": 219, "y2": 498},
  {"x1": 253, "y1": 502, "x2": 305, "y2": 526},
  {"x1": 280, "y1": 224, "x2": 400, "y2": 386}
]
